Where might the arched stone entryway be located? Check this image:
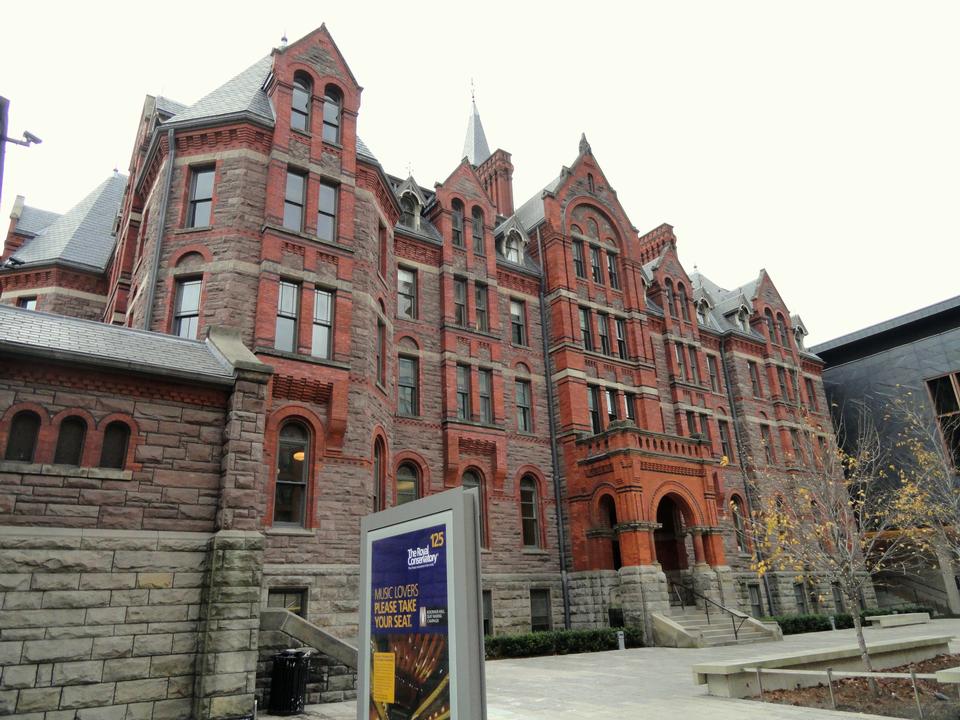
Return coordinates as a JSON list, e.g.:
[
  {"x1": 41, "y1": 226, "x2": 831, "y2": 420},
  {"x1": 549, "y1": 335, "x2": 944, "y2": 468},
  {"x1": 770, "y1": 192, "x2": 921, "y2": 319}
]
[{"x1": 654, "y1": 495, "x2": 691, "y2": 573}]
